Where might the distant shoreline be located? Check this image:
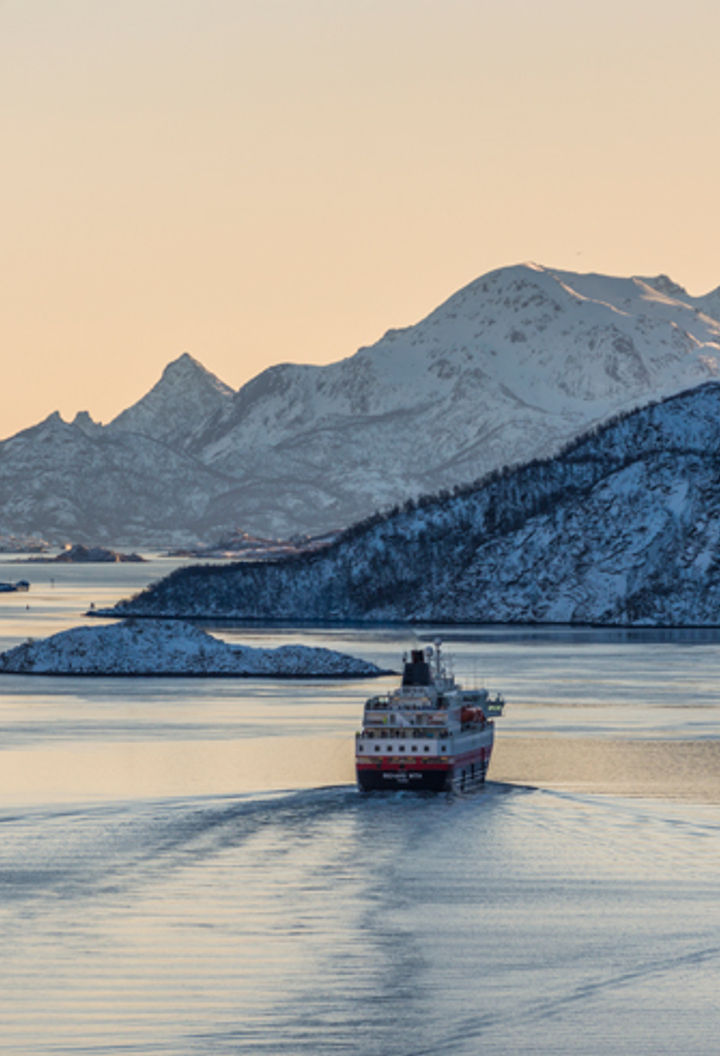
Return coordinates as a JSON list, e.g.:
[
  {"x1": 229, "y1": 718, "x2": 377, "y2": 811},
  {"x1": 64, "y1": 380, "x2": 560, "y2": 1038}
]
[
  {"x1": 87, "y1": 609, "x2": 720, "y2": 632},
  {"x1": 0, "y1": 669, "x2": 393, "y2": 679}
]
